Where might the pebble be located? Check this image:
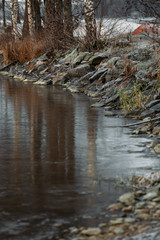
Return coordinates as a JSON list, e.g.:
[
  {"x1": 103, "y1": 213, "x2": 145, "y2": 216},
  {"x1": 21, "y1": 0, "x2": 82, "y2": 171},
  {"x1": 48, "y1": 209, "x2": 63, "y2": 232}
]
[{"x1": 81, "y1": 227, "x2": 101, "y2": 236}]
